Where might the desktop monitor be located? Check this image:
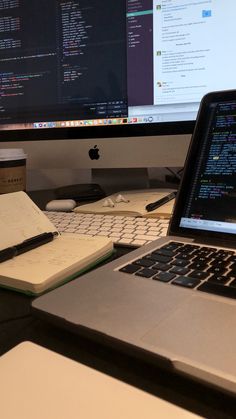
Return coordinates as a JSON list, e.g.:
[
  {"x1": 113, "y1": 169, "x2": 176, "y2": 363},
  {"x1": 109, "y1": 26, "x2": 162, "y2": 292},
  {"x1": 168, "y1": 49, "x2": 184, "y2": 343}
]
[{"x1": 0, "y1": 1, "x2": 235, "y2": 178}]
